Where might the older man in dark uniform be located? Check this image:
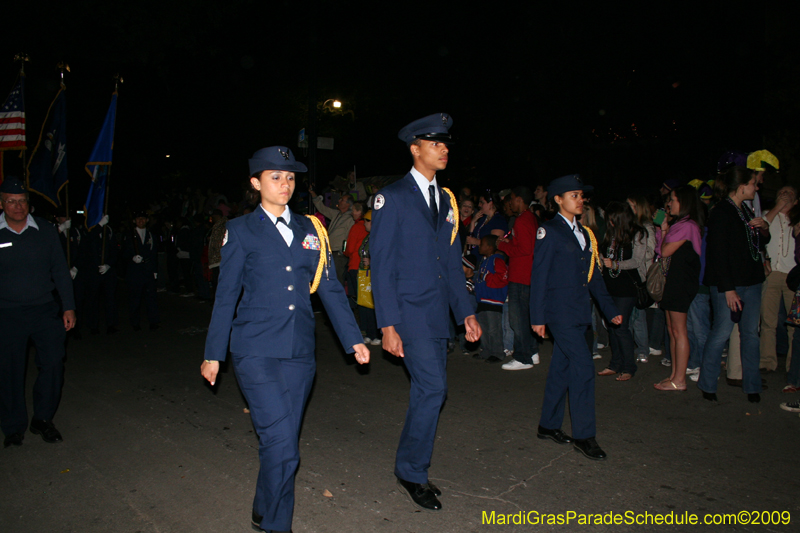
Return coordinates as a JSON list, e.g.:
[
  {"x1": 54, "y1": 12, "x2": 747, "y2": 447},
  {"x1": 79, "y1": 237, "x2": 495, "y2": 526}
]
[
  {"x1": 0, "y1": 177, "x2": 76, "y2": 448},
  {"x1": 371, "y1": 113, "x2": 482, "y2": 510}
]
